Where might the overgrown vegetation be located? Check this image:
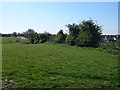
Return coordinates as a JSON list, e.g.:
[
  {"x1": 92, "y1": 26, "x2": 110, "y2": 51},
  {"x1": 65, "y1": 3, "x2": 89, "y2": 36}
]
[
  {"x1": 99, "y1": 42, "x2": 119, "y2": 55},
  {"x1": 66, "y1": 19, "x2": 102, "y2": 47},
  {"x1": 54, "y1": 30, "x2": 66, "y2": 44},
  {"x1": 11, "y1": 19, "x2": 102, "y2": 48}
]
